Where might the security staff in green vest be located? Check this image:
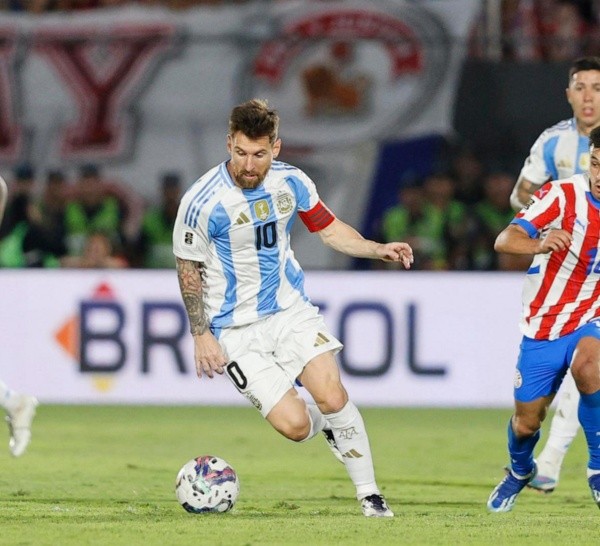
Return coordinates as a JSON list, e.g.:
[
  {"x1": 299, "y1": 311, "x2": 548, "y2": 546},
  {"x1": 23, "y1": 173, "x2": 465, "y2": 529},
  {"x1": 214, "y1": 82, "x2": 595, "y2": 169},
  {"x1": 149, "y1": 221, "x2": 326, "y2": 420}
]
[
  {"x1": 138, "y1": 172, "x2": 182, "y2": 268},
  {"x1": 0, "y1": 164, "x2": 62, "y2": 267},
  {"x1": 64, "y1": 164, "x2": 124, "y2": 256}
]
